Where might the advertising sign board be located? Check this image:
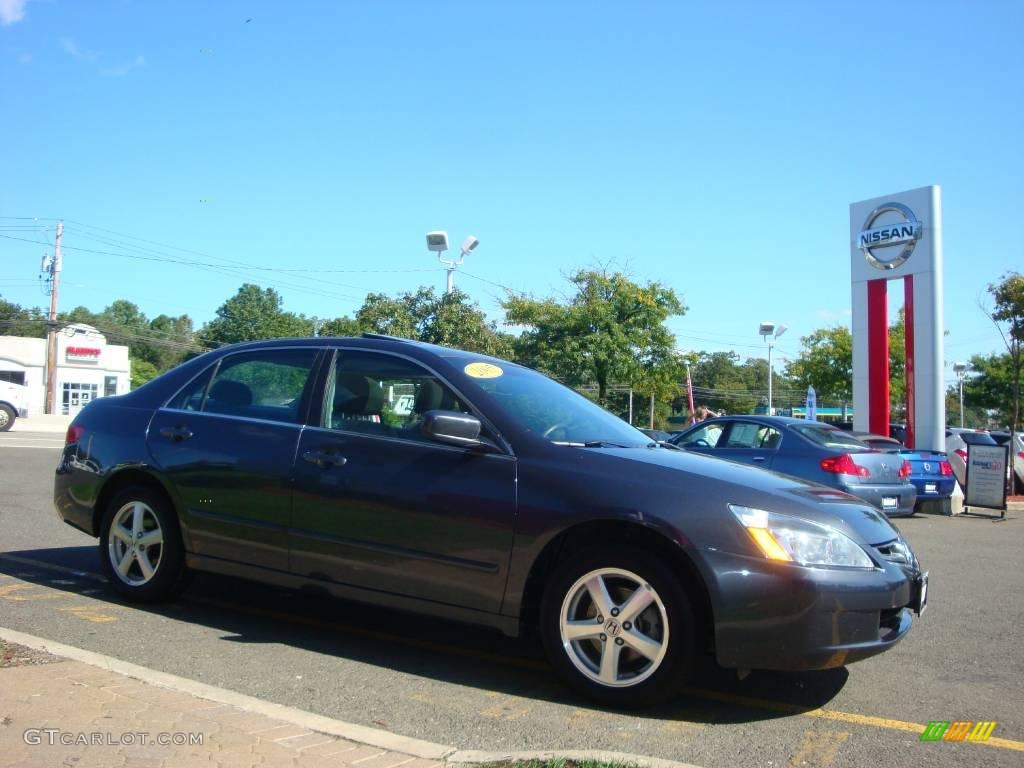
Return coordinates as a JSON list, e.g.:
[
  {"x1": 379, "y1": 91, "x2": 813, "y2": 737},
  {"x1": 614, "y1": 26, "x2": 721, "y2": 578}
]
[{"x1": 964, "y1": 443, "x2": 1009, "y2": 514}]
